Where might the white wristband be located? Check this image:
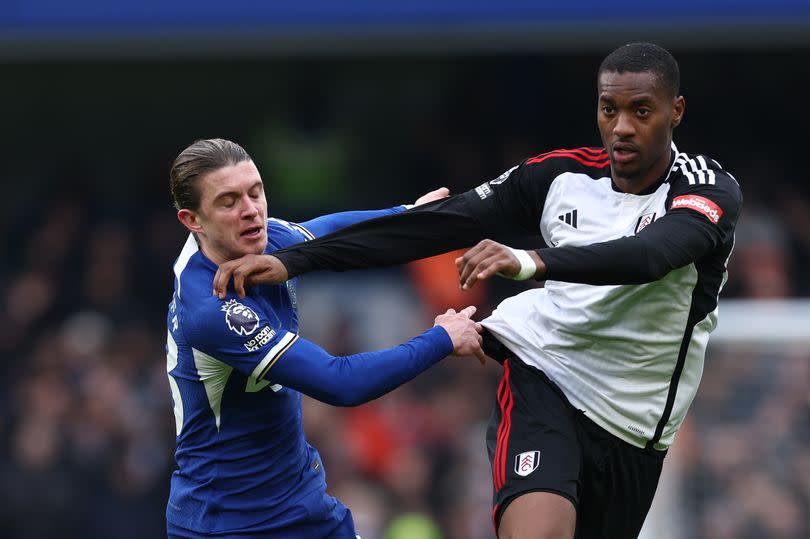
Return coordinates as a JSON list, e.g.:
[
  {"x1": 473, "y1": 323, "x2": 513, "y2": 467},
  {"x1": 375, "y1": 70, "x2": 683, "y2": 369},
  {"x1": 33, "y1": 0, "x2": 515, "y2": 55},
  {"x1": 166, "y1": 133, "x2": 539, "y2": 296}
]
[{"x1": 505, "y1": 247, "x2": 537, "y2": 281}]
